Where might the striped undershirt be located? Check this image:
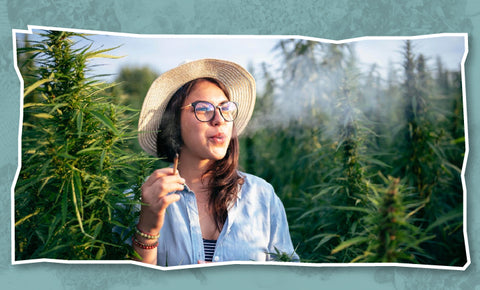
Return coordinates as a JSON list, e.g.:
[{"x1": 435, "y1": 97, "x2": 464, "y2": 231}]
[{"x1": 203, "y1": 239, "x2": 217, "y2": 262}]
